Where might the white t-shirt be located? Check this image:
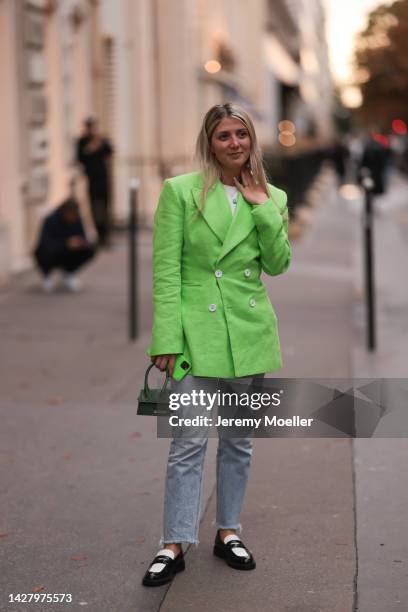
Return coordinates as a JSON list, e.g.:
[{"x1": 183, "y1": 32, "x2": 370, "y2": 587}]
[{"x1": 223, "y1": 184, "x2": 239, "y2": 215}]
